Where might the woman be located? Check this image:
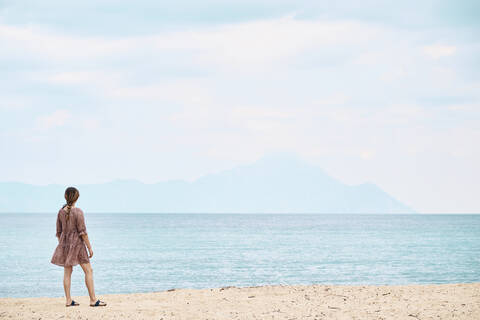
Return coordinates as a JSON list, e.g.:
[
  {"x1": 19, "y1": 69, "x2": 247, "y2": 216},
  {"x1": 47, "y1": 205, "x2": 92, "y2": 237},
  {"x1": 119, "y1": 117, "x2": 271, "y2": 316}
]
[{"x1": 51, "y1": 187, "x2": 107, "y2": 307}]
